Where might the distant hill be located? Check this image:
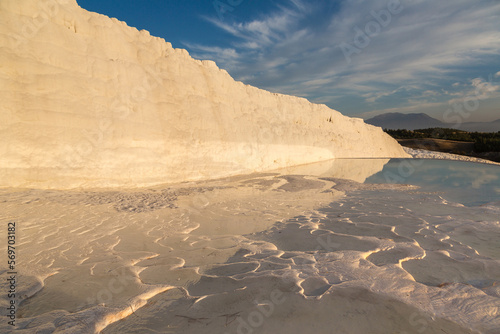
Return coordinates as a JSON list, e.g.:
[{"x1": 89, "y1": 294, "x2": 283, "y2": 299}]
[
  {"x1": 459, "y1": 119, "x2": 500, "y2": 133},
  {"x1": 366, "y1": 113, "x2": 445, "y2": 130},
  {"x1": 365, "y1": 112, "x2": 500, "y2": 132}
]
